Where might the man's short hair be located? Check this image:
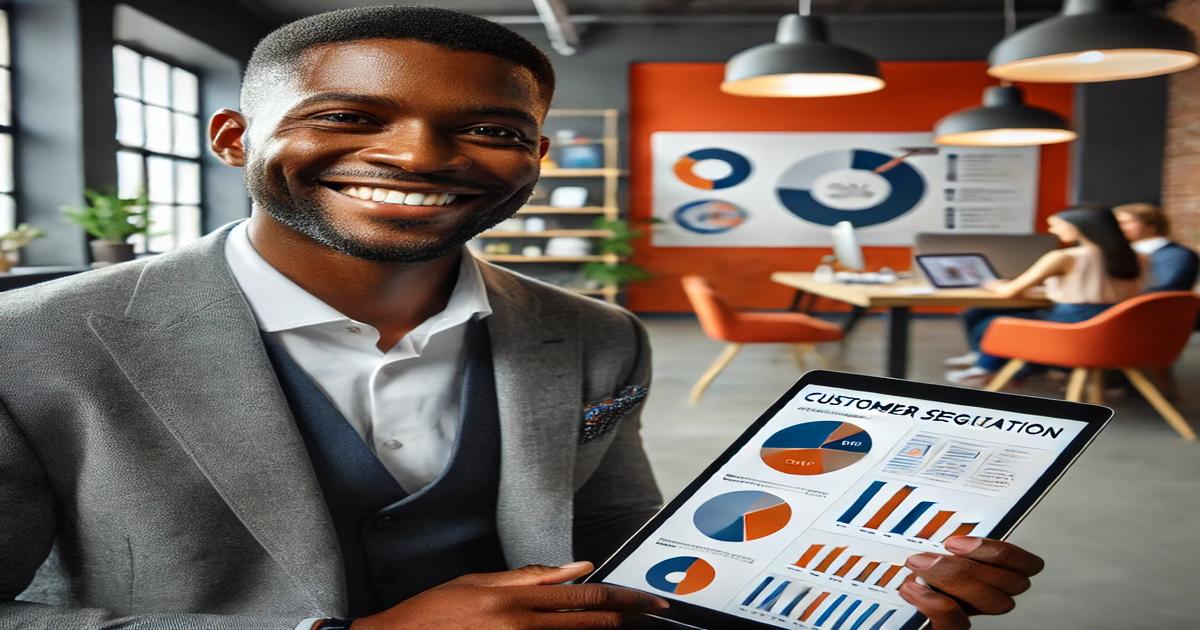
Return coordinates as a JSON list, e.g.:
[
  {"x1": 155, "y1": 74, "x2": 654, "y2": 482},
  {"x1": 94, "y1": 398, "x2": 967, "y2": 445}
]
[
  {"x1": 1113, "y1": 202, "x2": 1170, "y2": 237},
  {"x1": 241, "y1": 5, "x2": 555, "y2": 116}
]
